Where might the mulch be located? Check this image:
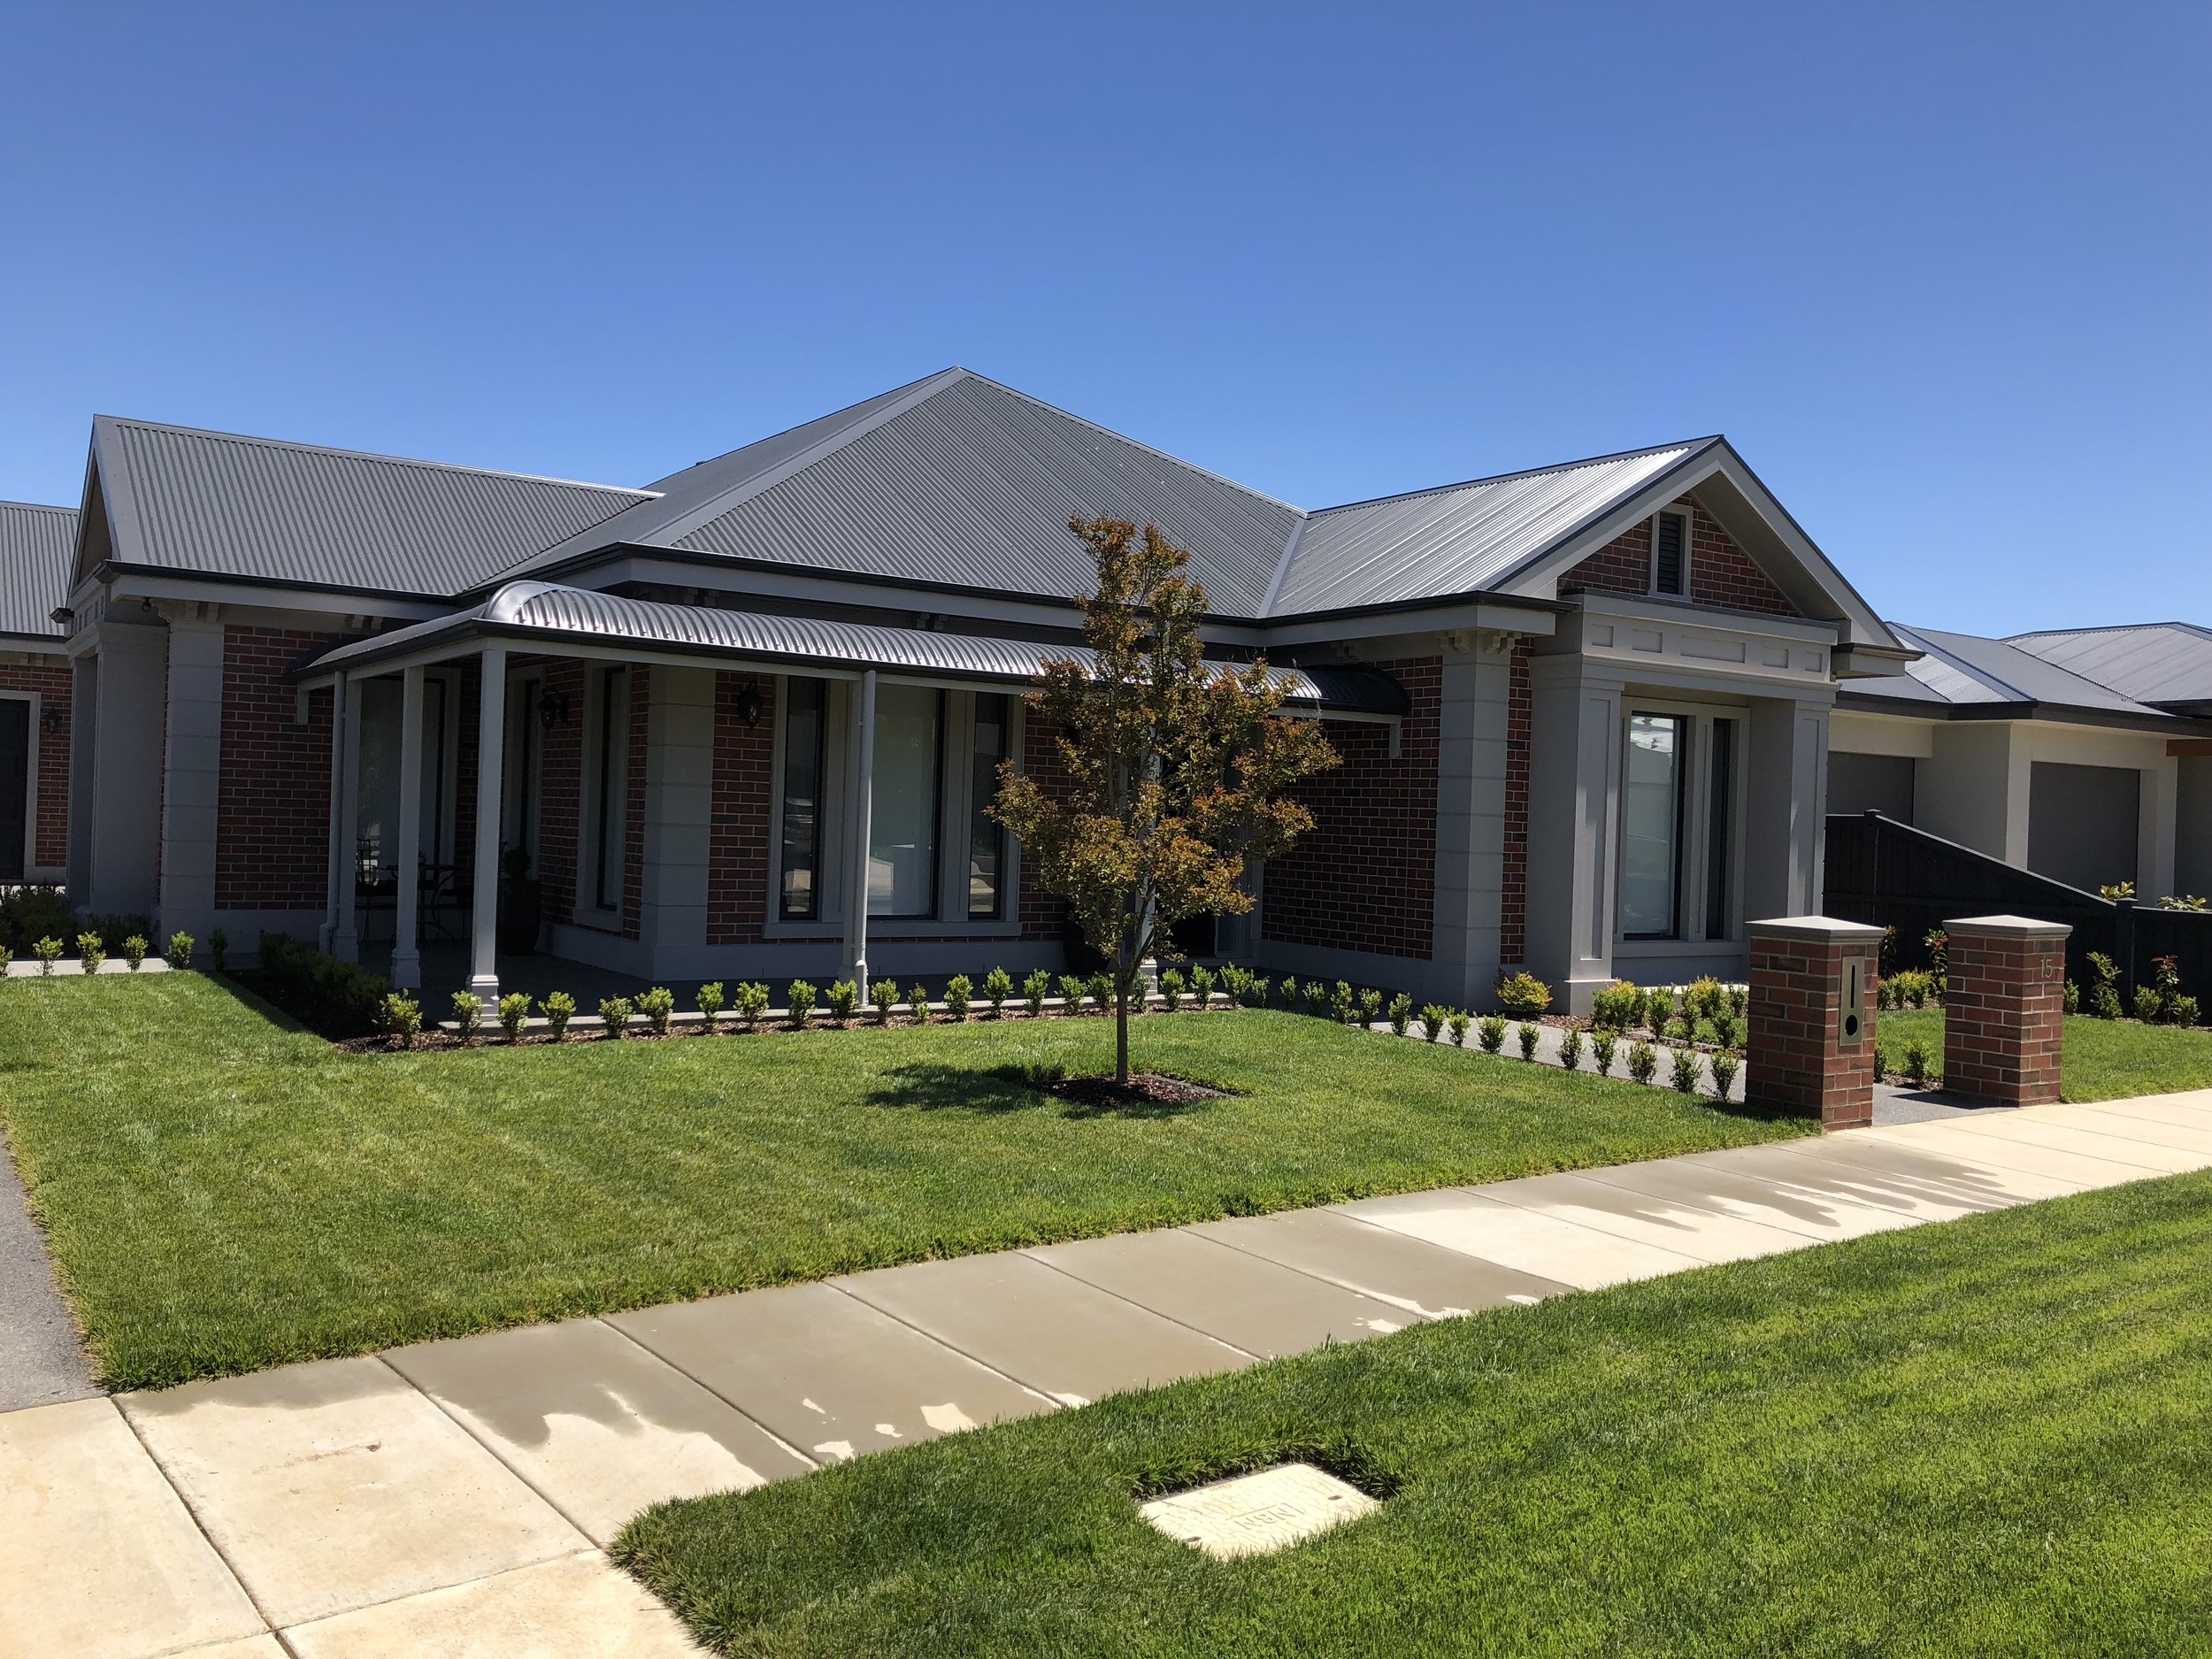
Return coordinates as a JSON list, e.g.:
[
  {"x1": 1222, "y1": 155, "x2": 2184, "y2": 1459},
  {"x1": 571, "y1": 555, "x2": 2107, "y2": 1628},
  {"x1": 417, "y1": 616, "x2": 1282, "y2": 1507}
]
[{"x1": 1044, "y1": 1071, "x2": 1229, "y2": 1108}]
